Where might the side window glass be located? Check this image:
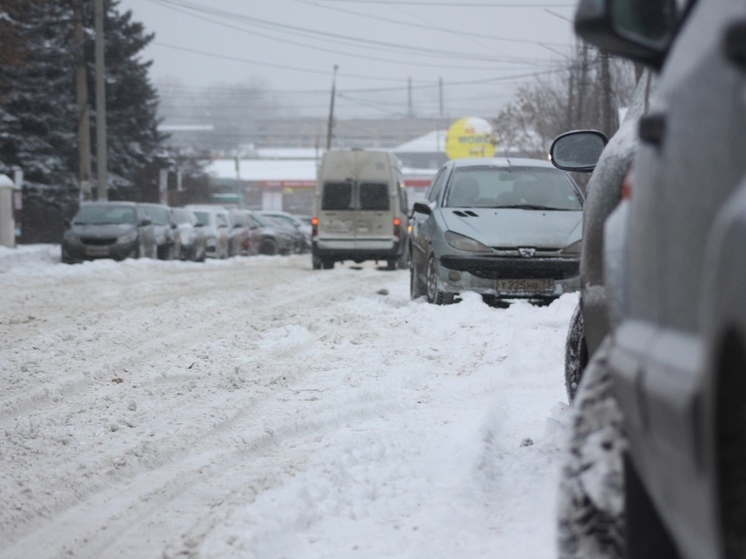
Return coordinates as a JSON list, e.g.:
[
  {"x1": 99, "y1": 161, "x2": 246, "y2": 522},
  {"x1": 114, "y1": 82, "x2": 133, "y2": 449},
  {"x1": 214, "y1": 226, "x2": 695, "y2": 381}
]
[
  {"x1": 427, "y1": 169, "x2": 449, "y2": 203},
  {"x1": 322, "y1": 182, "x2": 353, "y2": 210}
]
